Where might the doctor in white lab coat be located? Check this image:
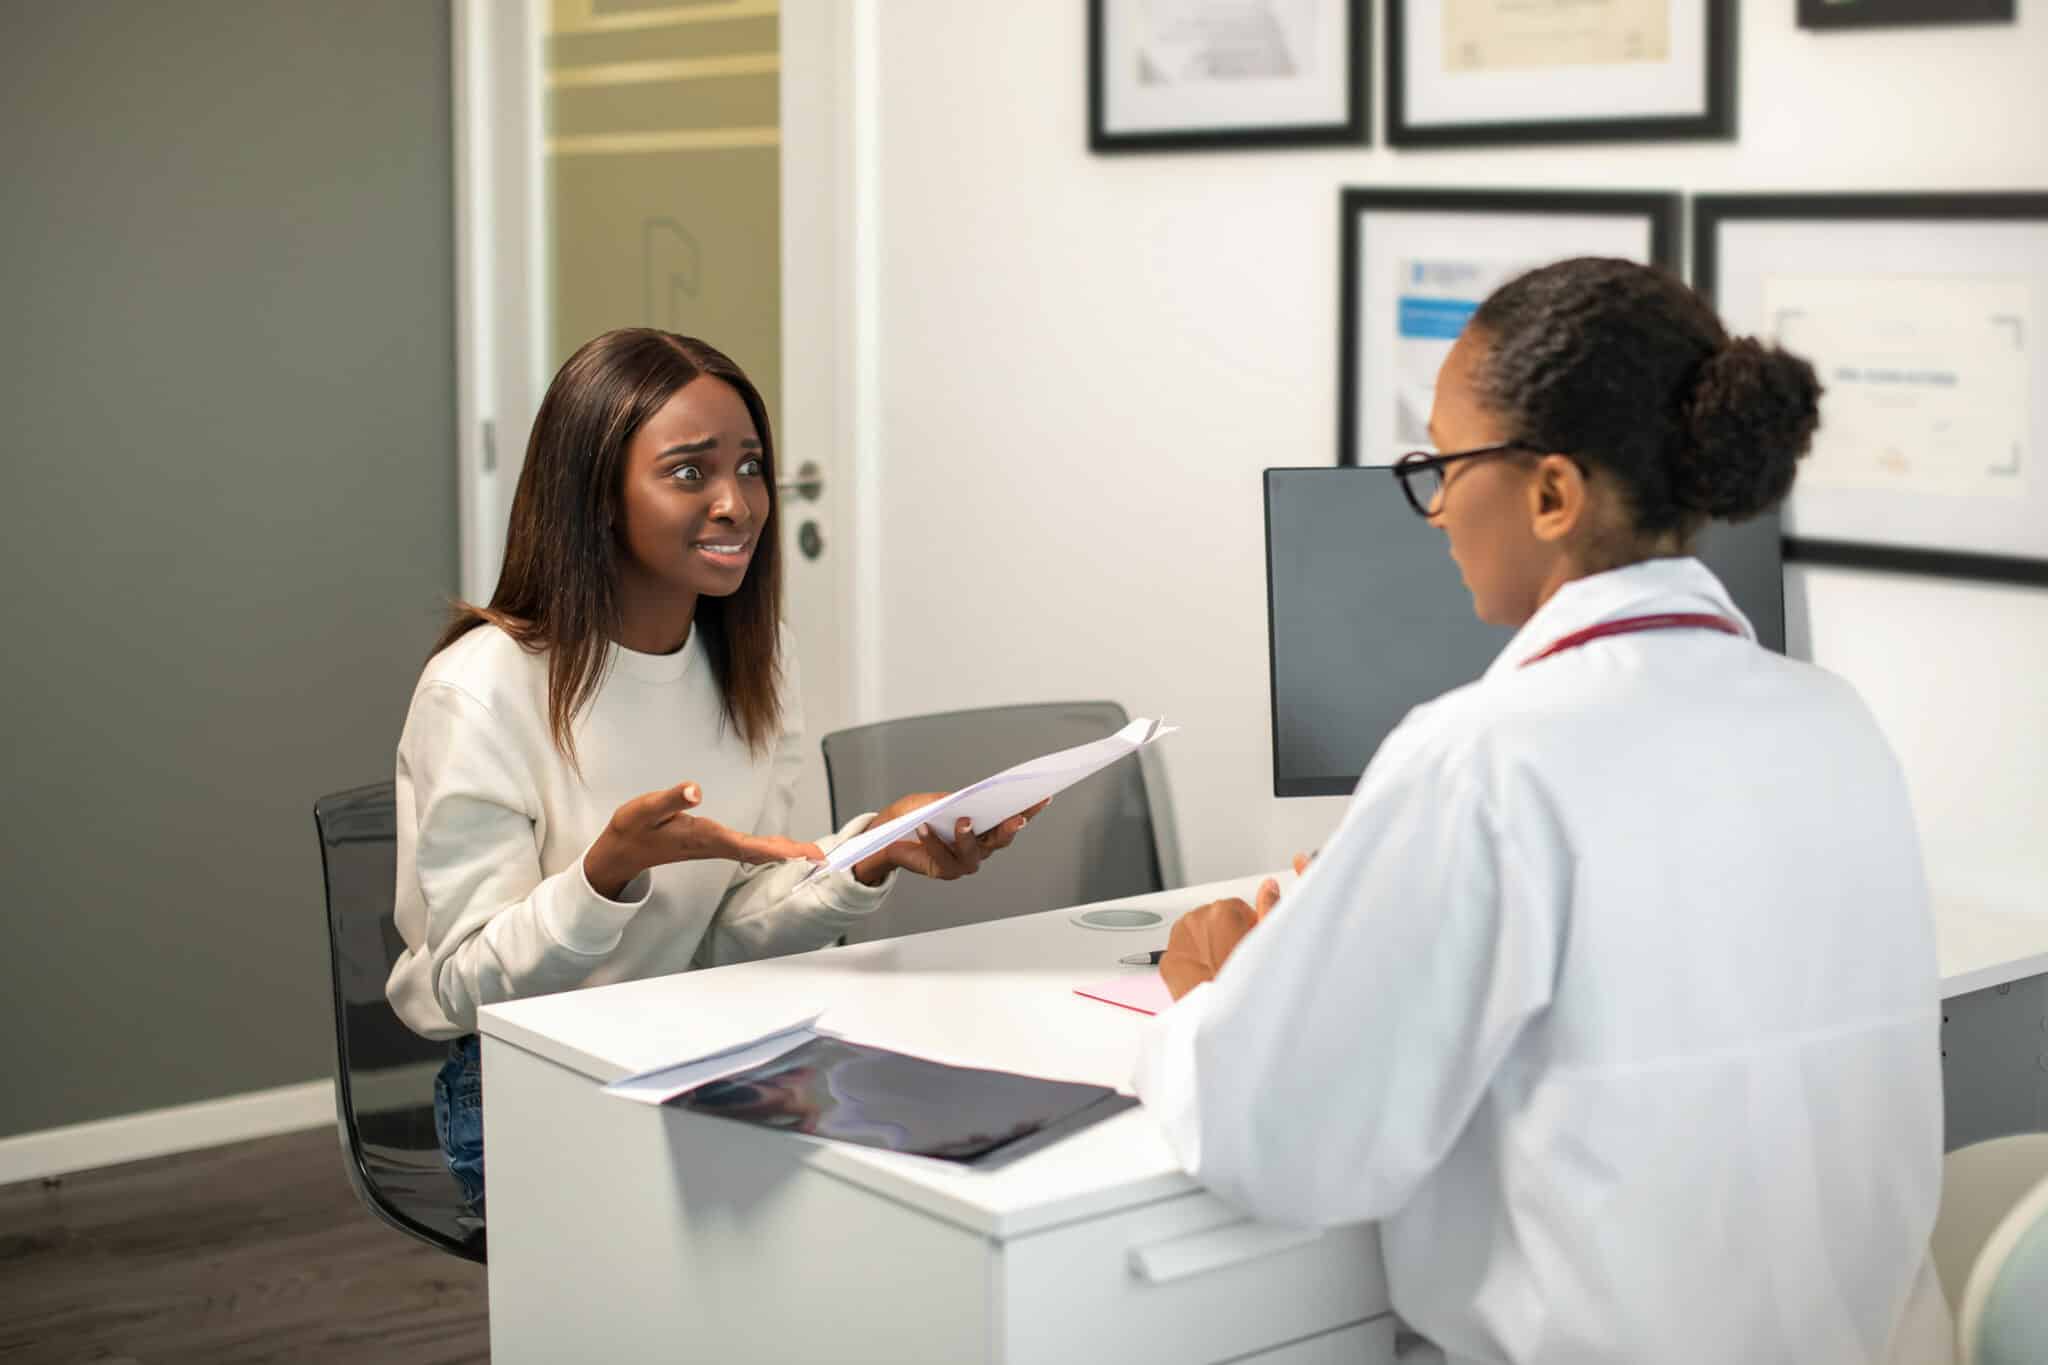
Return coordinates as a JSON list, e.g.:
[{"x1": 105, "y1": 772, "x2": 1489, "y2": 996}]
[{"x1": 1136, "y1": 258, "x2": 1950, "y2": 1365}]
